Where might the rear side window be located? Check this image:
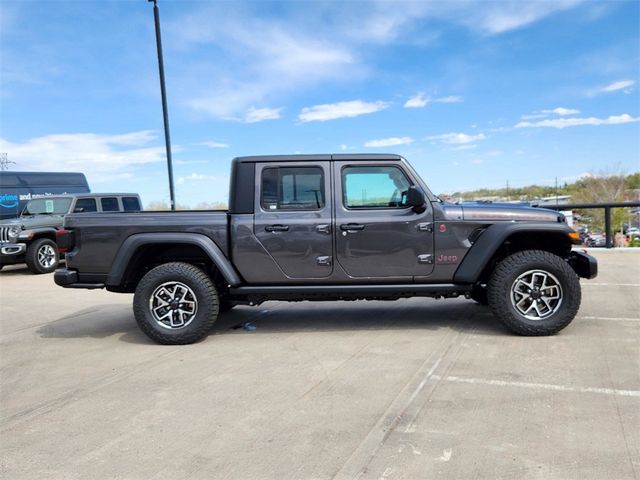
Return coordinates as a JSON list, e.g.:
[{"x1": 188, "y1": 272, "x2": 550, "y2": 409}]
[
  {"x1": 101, "y1": 197, "x2": 119, "y2": 212},
  {"x1": 122, "y1": 197, "x2": 141, "y2": 211},
  {"x1": 342, "y1": 166, "x2": 412, "y2": 209},
  {"x1": 74, "y1": 198, "x2": 97, "y2": 213},
  {"x1": 261, "y1": 167, "x2": 325, "y2": 211}
]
